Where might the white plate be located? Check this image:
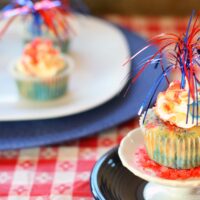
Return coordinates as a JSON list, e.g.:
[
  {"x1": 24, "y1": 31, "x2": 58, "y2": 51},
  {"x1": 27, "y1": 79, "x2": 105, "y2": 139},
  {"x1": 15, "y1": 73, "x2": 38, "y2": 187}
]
[{"x1": 0, "y1": 15, "x2": 130, "y2": 121}]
